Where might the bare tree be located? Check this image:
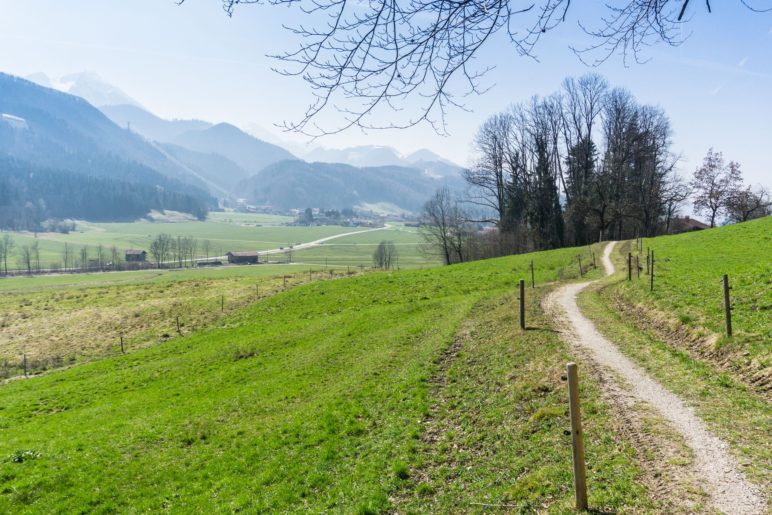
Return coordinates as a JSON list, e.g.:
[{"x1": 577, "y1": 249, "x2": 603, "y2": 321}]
[
  {"x1": 372, "y1": 240, "x2": 398, "y2": 269},
  {"x1": 202, "y1": 239, "x2": 212, "y2": 261},
  {"x1": 18, "y1": 244, "x2": 33, "y2": 275},
  {"x1": 726, "y1": 185, "x2": 771, "y2": 223},
  {"x1": 62, "y1": 243, "x2": 73, "y2": 271},
  {"x1": 150, "y1": 233, "x2": 174, "y2": 268},
  {"x1": 179, "y1": 1, "x2": 761, "y2": 134},
  {"x1": 691, "y1": 149, "x2": 742, "y2": 228},
  {"x1": 80, "y1": 246, "x2": 89, "y2": 271},
  {"x1": 421, "y1": 187, "x2": 469, "y2": 264},
  {"x1": 0, "y1": 234, "x2": 14, "y2": 275}
]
